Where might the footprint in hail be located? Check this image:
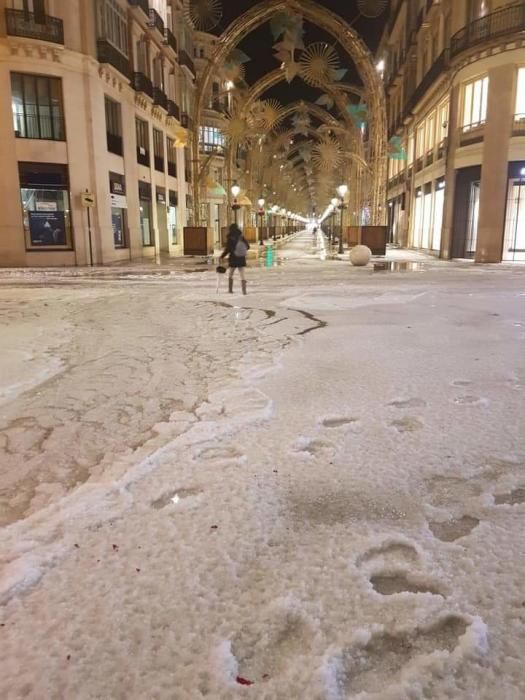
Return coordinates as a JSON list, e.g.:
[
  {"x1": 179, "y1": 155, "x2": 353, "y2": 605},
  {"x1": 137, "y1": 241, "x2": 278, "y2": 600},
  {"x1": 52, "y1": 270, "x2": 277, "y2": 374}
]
[
  {"x1": 387, "y1": 398, "x2": 427, "y2": 409},
  {"x1": 429, "y1": 515, "x2": 480, "y2": 542},
  {"x1": 494, "y1": 487, "x2": 525, "y2": 505},
  {"x1": 230, "y1": 609, "x2": 313, "y2": 683},
  {"x1": 327, "y1": 615, "x2": 482, "y2": 697},
  {"x1": 321, "y1": 417, "x2": 359, "y2": 428},
  {"x1": 390, "y1": 416, "x2": 424, "y2": 433},
  {"x1": 151, "y1": 487, "x2": 203, "y2": 510}
]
